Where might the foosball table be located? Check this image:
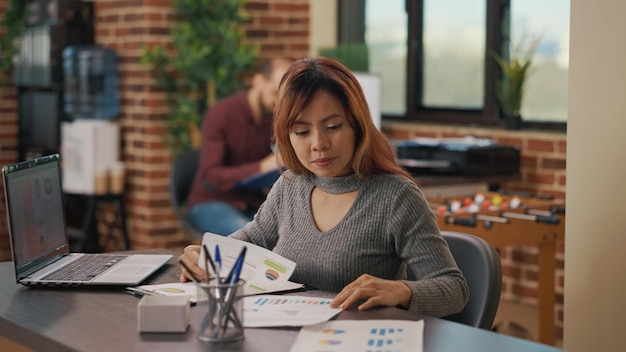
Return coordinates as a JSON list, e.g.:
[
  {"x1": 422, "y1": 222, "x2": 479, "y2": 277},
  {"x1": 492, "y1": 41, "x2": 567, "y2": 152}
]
[{"x1": 429, "y1": 191, "x2": 565, "y2": 345}]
